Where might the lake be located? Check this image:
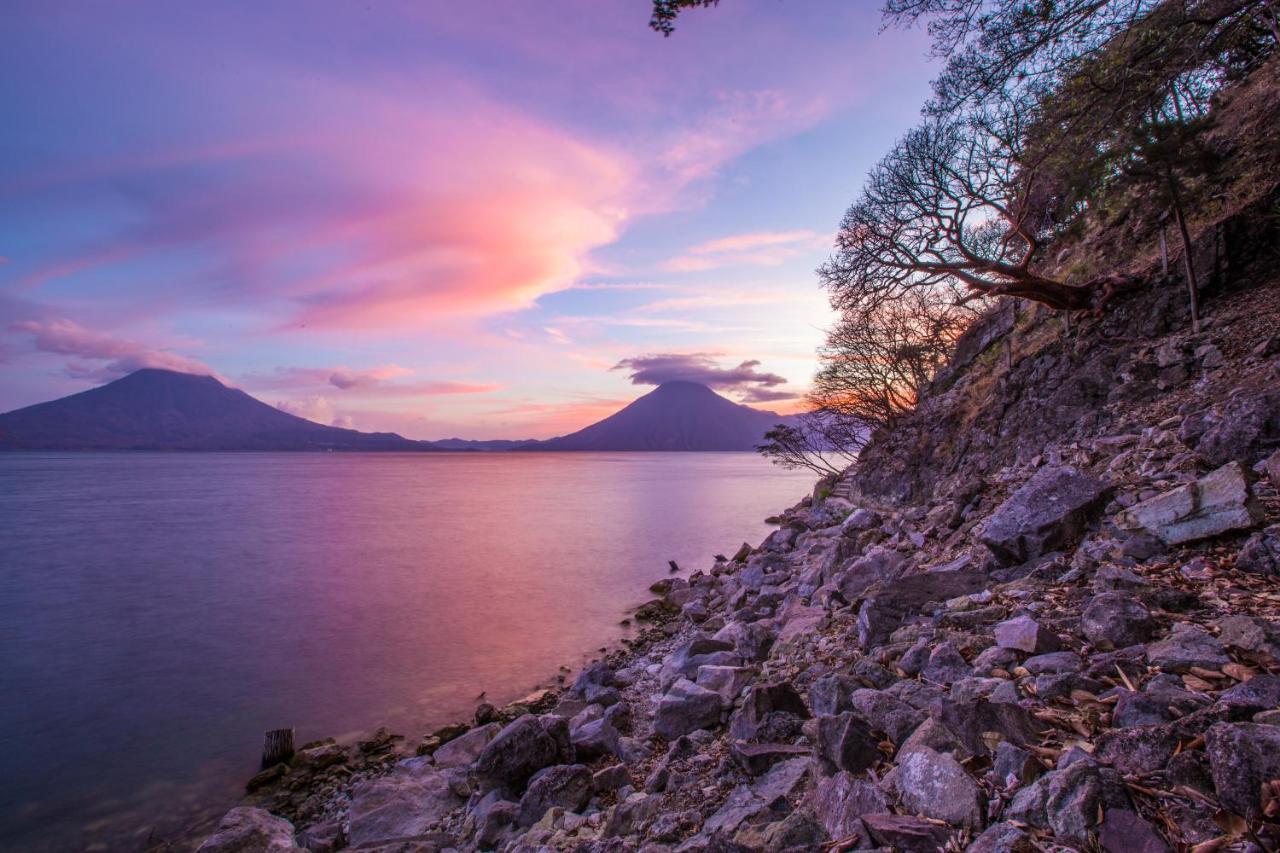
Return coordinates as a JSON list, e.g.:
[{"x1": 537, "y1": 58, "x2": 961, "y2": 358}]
[{"x1": 0, "y1": 452, "x2": 817, "y2": 851}]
